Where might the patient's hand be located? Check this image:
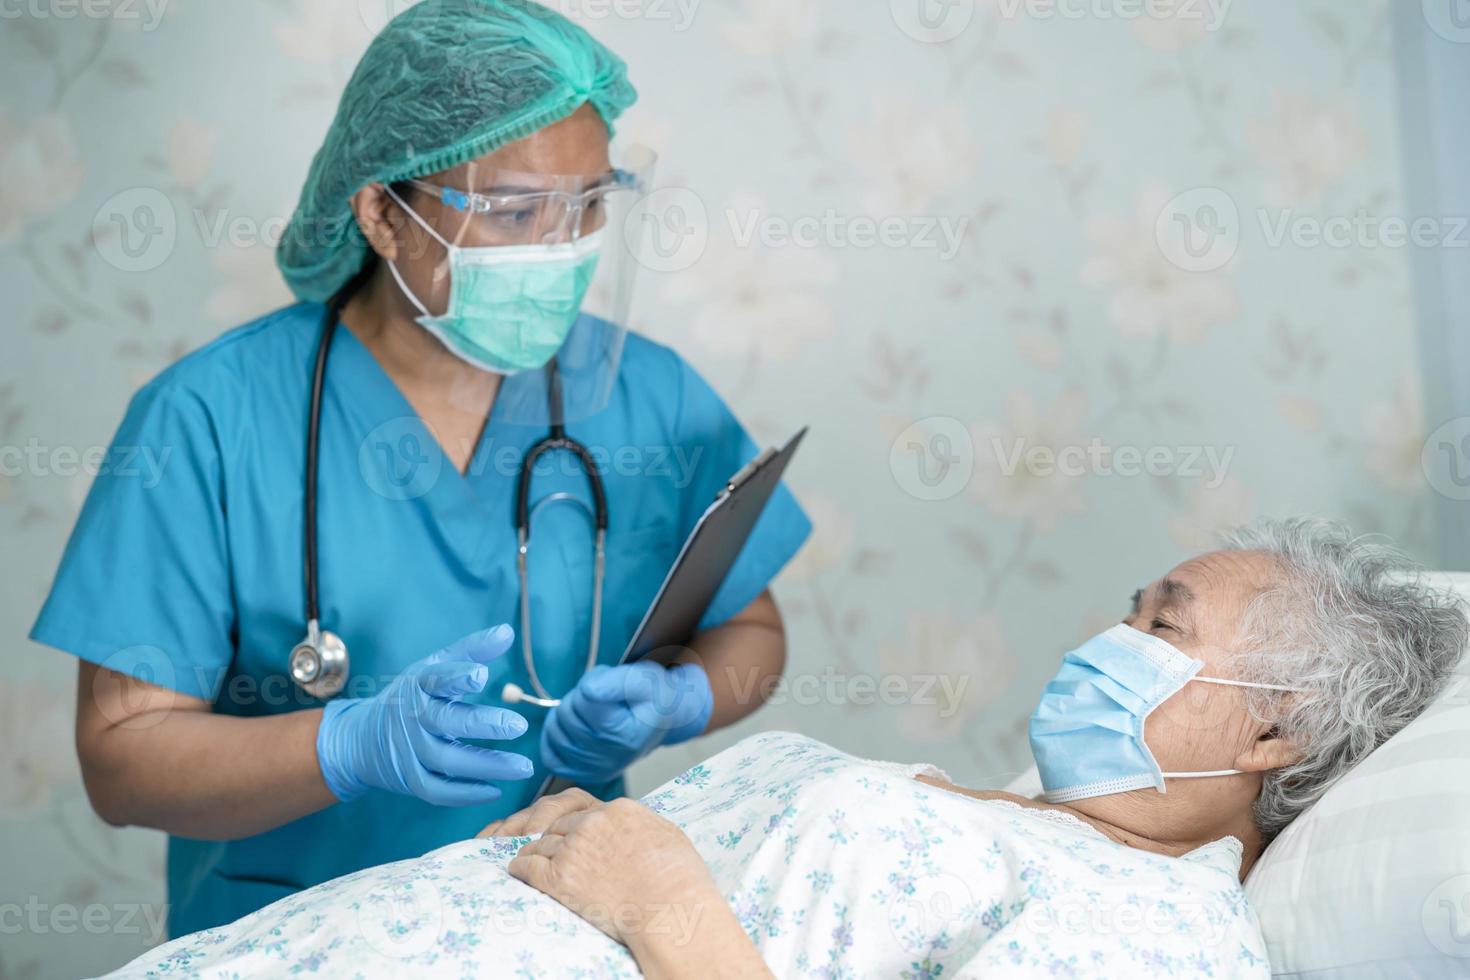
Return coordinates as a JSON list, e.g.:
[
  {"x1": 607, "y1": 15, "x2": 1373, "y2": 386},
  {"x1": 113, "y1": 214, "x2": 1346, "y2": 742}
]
[
  {"x1": 507, "y1": 798, "x2": 714, "y2": 942},
  {"x1": 476, "y1": 787, "x2": 601, "y2": 838},
  {"x1": 508, "y1": 798, "x2": 776, "y2": 978}
]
